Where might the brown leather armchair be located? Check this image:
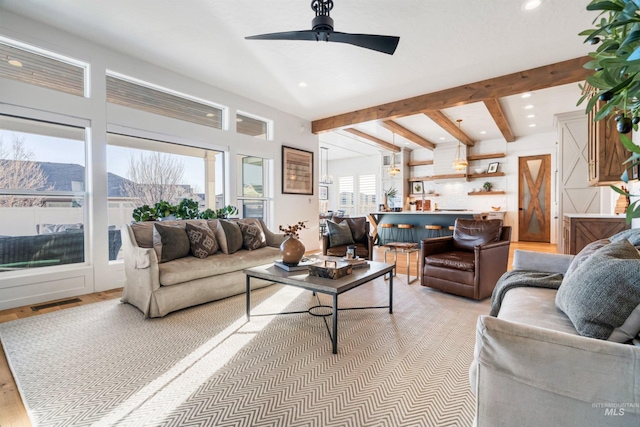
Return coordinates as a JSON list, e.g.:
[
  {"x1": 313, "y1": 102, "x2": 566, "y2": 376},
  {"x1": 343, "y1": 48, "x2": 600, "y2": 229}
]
[
  {"x1": 420, "y1": 219, "x2": 511, "y2": 300},
  {"x1": 322, "y1": 216, "x2": 374, "y2": 260}
]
